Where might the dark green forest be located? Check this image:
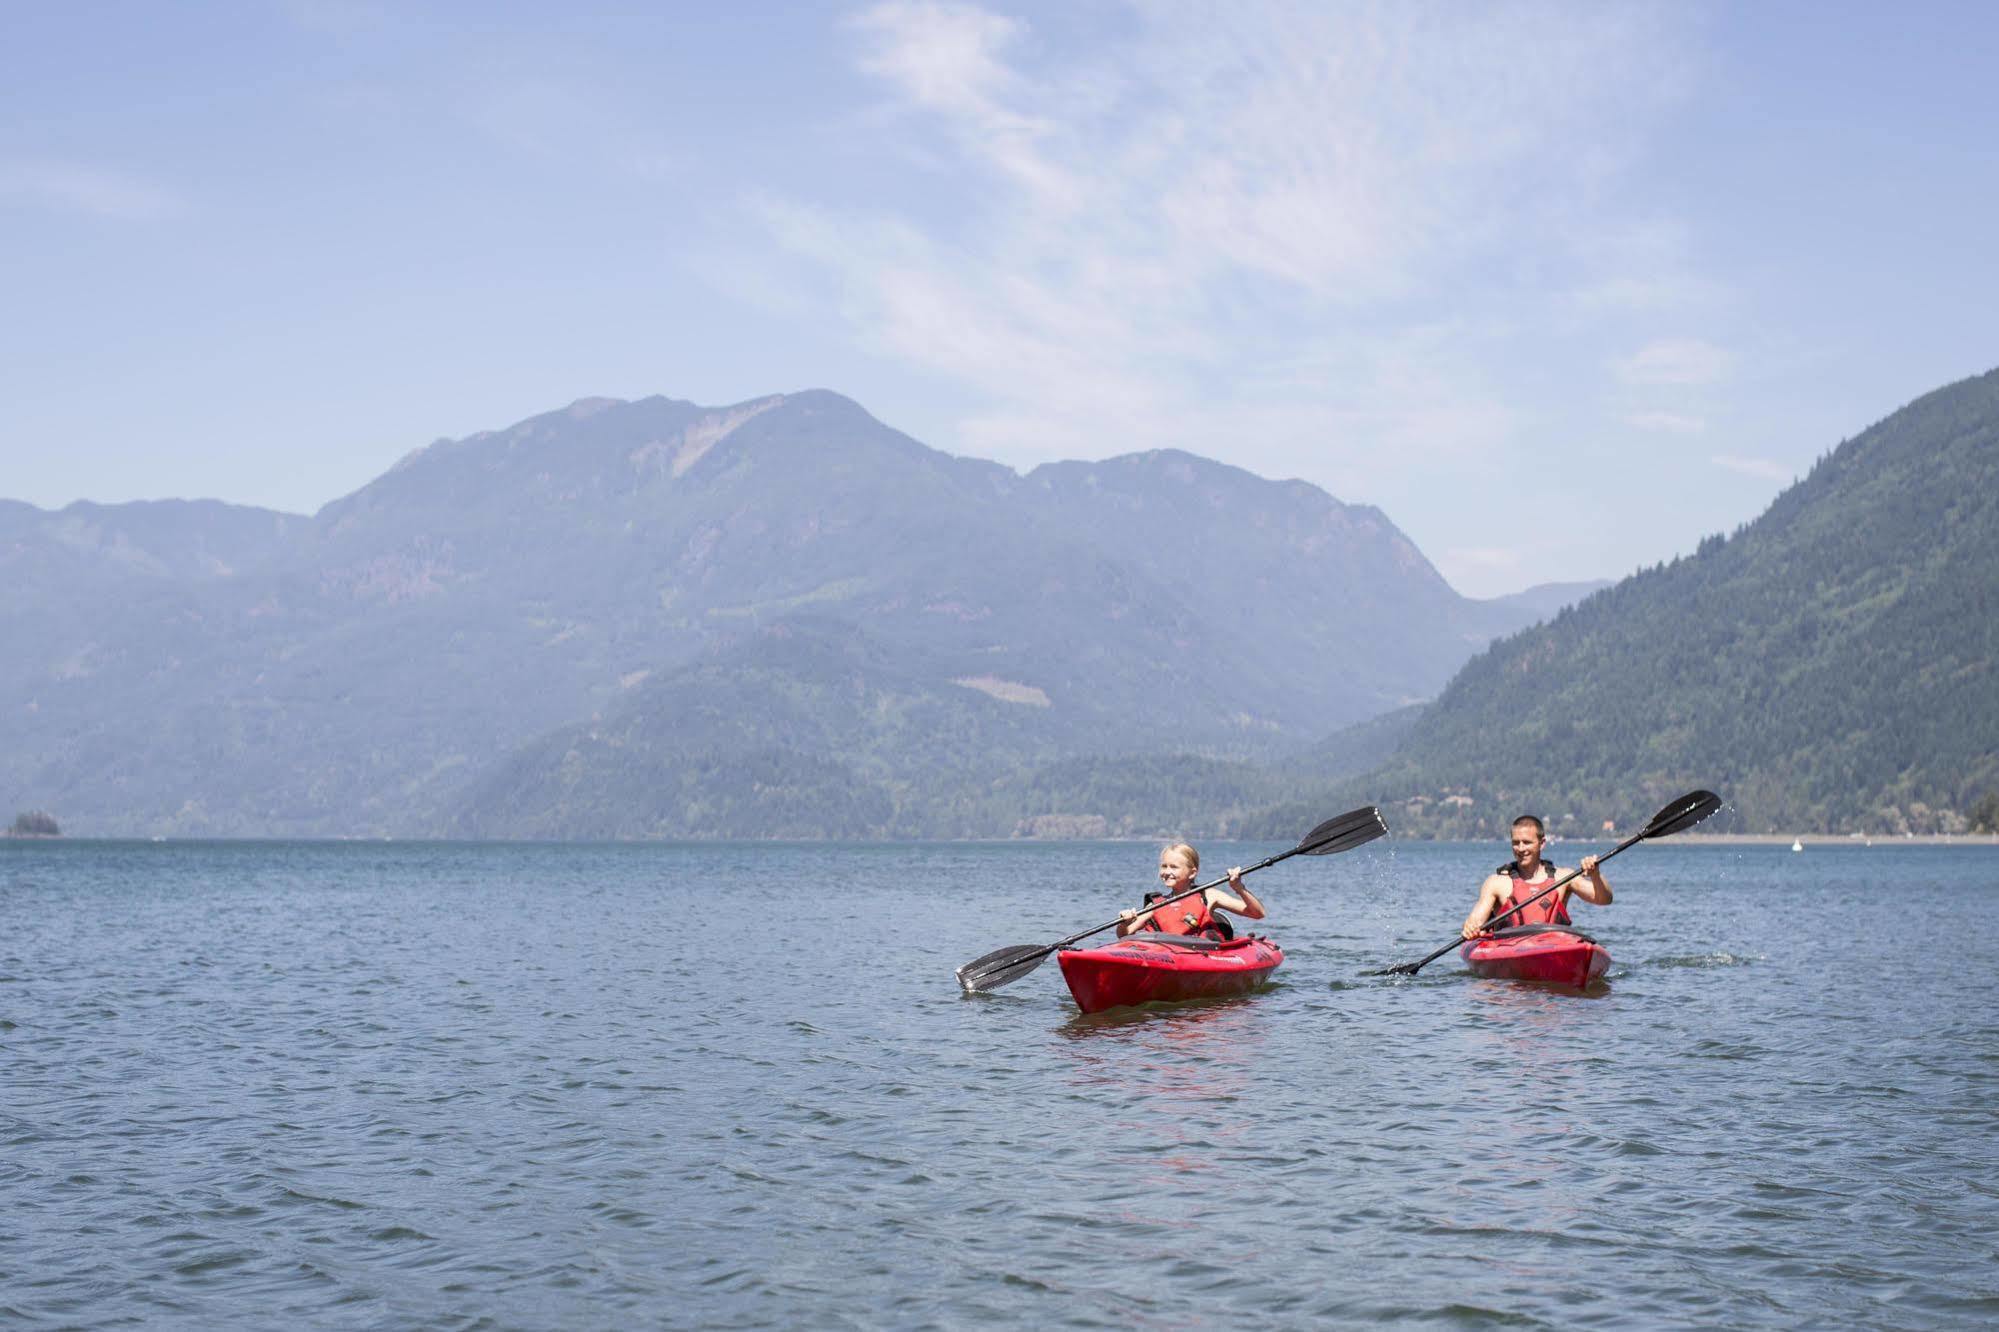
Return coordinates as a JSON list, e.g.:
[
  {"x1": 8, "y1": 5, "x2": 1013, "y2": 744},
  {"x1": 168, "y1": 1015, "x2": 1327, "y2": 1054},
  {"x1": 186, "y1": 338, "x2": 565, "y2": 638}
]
[{"x1": 1336, "y1": 368, "x2": 1999, "y2": 838}]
